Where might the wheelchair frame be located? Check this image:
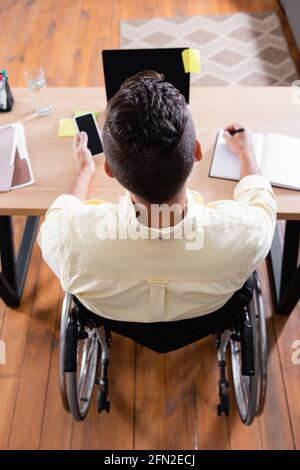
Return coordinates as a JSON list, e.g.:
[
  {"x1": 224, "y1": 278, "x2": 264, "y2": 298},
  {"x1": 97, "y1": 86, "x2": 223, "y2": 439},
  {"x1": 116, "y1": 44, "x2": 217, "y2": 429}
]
[{"x1": 59, "y1": 271, "x2": 267, "y2": 425}]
